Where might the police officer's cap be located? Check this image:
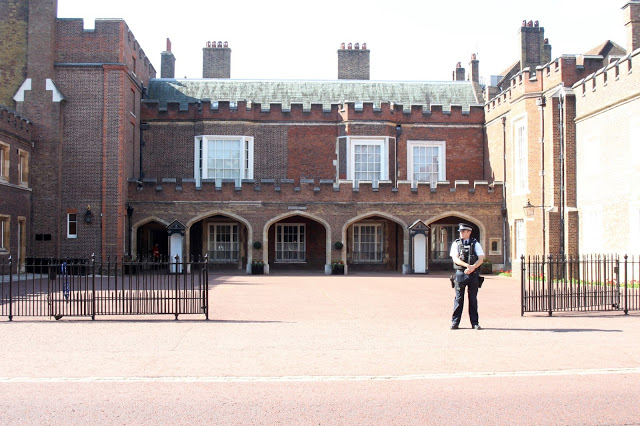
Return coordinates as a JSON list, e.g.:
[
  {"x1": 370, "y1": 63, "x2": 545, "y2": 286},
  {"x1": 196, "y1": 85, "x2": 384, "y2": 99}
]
[{"x1": 457, "y1": 223, "x2": 472, "y2": 232}]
